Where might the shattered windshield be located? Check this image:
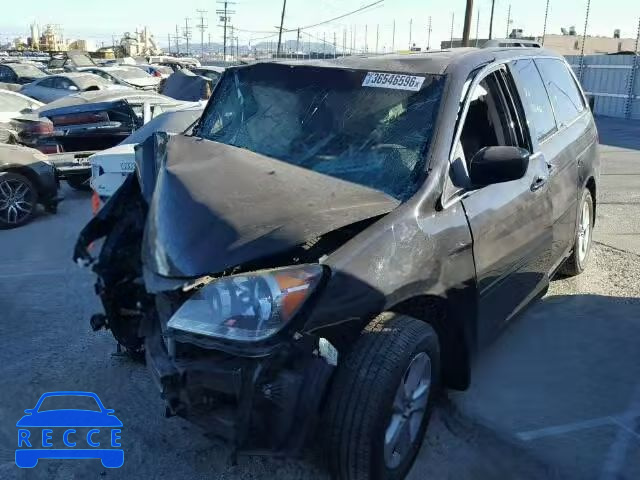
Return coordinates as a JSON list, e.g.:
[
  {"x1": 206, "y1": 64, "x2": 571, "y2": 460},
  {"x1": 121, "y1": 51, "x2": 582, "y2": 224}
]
[{"x1": 198, "y1": 64, "x2": 444, "y2": 200}]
